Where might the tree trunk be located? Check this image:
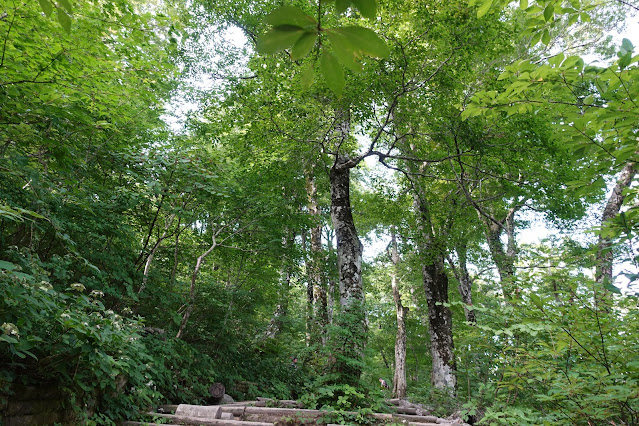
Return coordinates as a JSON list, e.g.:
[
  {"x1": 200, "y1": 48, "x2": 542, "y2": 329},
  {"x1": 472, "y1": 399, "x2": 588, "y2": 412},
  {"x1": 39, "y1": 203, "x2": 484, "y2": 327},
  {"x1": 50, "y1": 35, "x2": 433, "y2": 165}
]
[
  {"x1": 169, "y1": 220, "x2": 183, "y2": 291},
  {"x1": 326, "y1": 228, "x2": 336, "y2": 326},
  {"x1": 482, "y1": 206, "x2": 519, "y2": 299},
  {"x1": 414, "y1": 195, "x2": 456, "y2": 392},
  {"x1": 306, "y1": 170, "x2": 327, "y2": 346},
  {"x1": 390, "y1": 229, "x2": 408, "y2": 398},
  {"x1": 596, "y1": 161, "x2": 636, "y2": 287},
  {"x1": 263, "y1": 233, "x2": 295, "y2": 340},
  {"x1": 451, "y1": 243, "x2": 476, "y2": 325},
  {"x1": 329, "y1": 155, "x2": 365, "y2": 382},
  {"x1": 176, "y1": 238, "x2": 217, "y2": 339},
  {"x1": 138, "y1": 214, "x2": 176, "y2": 294}
]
